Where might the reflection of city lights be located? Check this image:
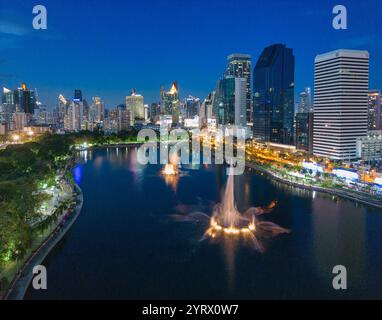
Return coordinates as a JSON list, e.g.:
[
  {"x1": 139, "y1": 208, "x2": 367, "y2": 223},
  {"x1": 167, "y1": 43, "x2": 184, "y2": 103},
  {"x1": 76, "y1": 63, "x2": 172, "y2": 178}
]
[
  {"x1": 73, "y1": 165, "x2": 83, "y2": 185},
  {"x1": 161, "y1": 161, "x2": 180, "y2": 191}
]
